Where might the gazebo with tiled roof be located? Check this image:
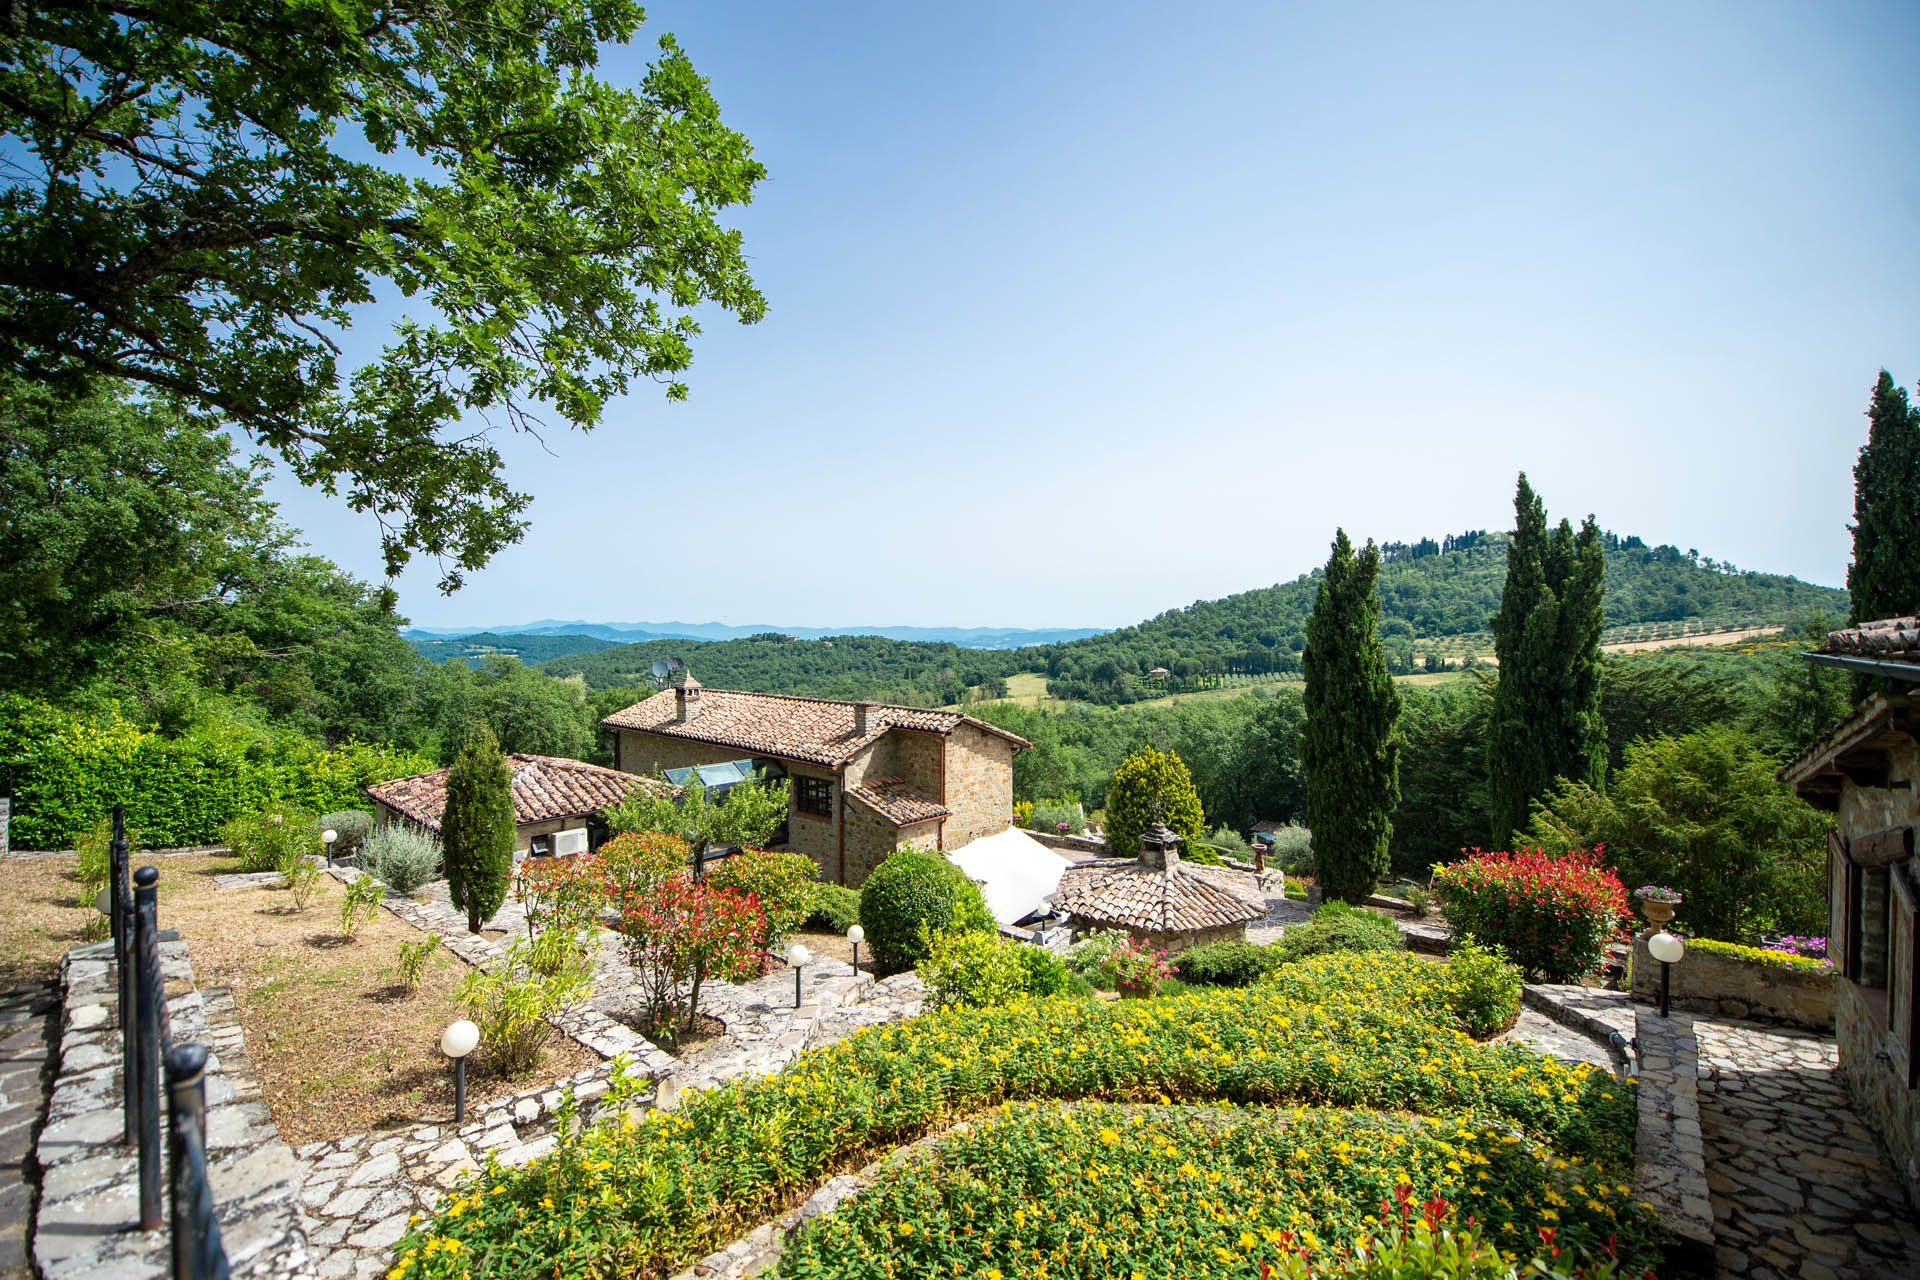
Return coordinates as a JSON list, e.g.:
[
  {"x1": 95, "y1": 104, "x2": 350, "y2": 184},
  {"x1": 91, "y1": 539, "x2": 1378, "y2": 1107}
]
[{"x1": 1051, "y1": 824, "x2": 1263, "y2": 952}]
